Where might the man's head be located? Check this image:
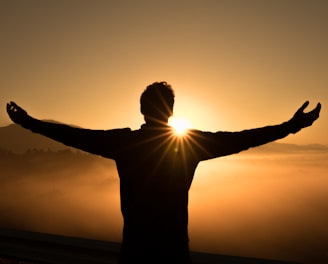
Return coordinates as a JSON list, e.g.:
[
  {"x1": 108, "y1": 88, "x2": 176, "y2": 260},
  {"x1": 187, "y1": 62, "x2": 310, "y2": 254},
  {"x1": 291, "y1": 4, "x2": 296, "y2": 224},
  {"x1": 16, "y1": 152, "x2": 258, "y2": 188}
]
[{"x1": 140, "y1": 82, "x2": 175, "y2": 124}]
